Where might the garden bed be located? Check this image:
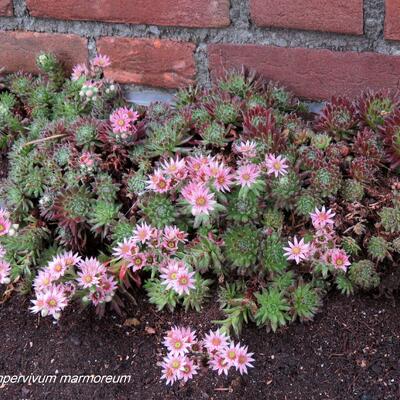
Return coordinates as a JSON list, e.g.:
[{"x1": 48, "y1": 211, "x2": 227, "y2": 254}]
[
  {"x1": 0, "y1": 292, "x2": 398, "y2": 399},
  {"x1": 0, "y1": 53, "x2": 400, "y2": 398}
]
